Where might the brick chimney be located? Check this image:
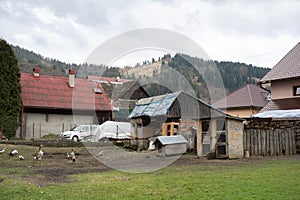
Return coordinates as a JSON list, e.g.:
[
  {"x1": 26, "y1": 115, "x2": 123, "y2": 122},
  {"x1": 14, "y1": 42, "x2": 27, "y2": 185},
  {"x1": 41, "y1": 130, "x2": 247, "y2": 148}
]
[
  {"x1": 69, "y1": 69, "x2": 75, "y2": 88},
  {"x1": 33, "y1": 68, "x2": 40, "y2": 77}
]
